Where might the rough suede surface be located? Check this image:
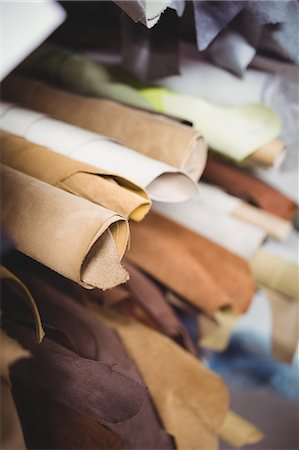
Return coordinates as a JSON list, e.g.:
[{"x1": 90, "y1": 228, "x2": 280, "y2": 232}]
[
  {"x1": 0, "y1": 165, "x2": 128, "y2": 289},
  {"x1": 91, "y1": 306, "x2": 229, "y2": 450},
  {"x1": 0, "y1": 130, "x2": 151, "y2": 221},
  {"x1": 1, "y1": 256, "x2": 175, "y2": 449}
]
